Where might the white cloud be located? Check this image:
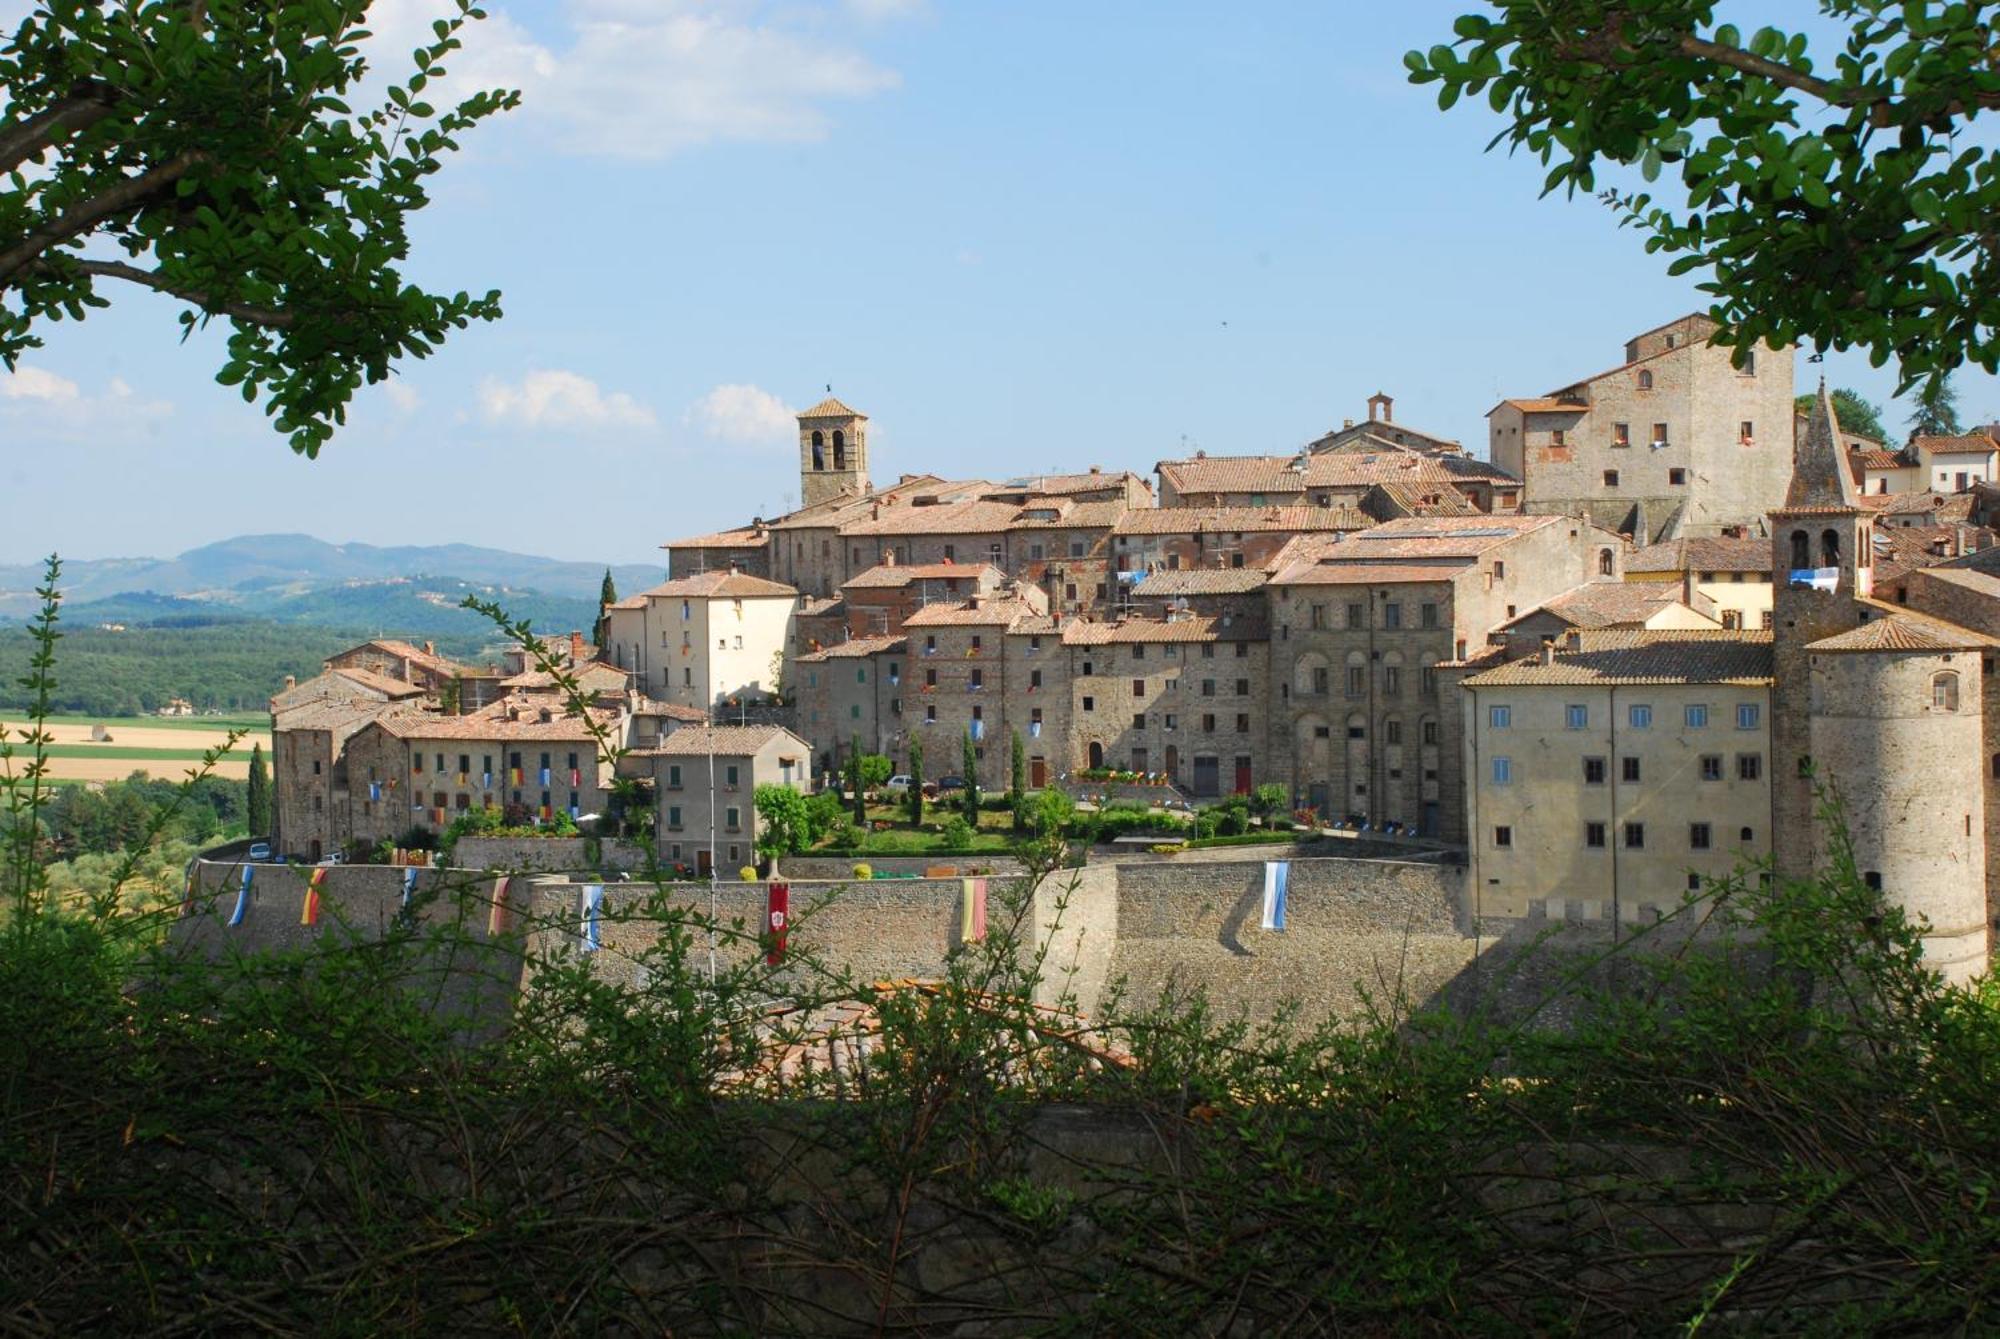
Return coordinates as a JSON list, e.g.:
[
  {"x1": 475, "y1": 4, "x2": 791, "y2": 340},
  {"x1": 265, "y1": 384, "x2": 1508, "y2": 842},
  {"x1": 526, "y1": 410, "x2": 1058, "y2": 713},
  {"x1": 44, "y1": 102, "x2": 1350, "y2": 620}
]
[
  {"x1": 477, "y1": 369, "x2": 656, "y2": 429},
  {"x1": 1, "y1": 366, "x2": 80, "y2": 403},
  {"x1": 846, "y1": 0, "x2": 927, "y2": 20},
  {"x1": 689, "y1": 382, "x2": 795, "y2": 446},
  {"x1": 362, "y1": 0, "x2": 905, "y2": 160},
  {"x1": 382, "y1": 381, "x2": 422, "y2": 413}
]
